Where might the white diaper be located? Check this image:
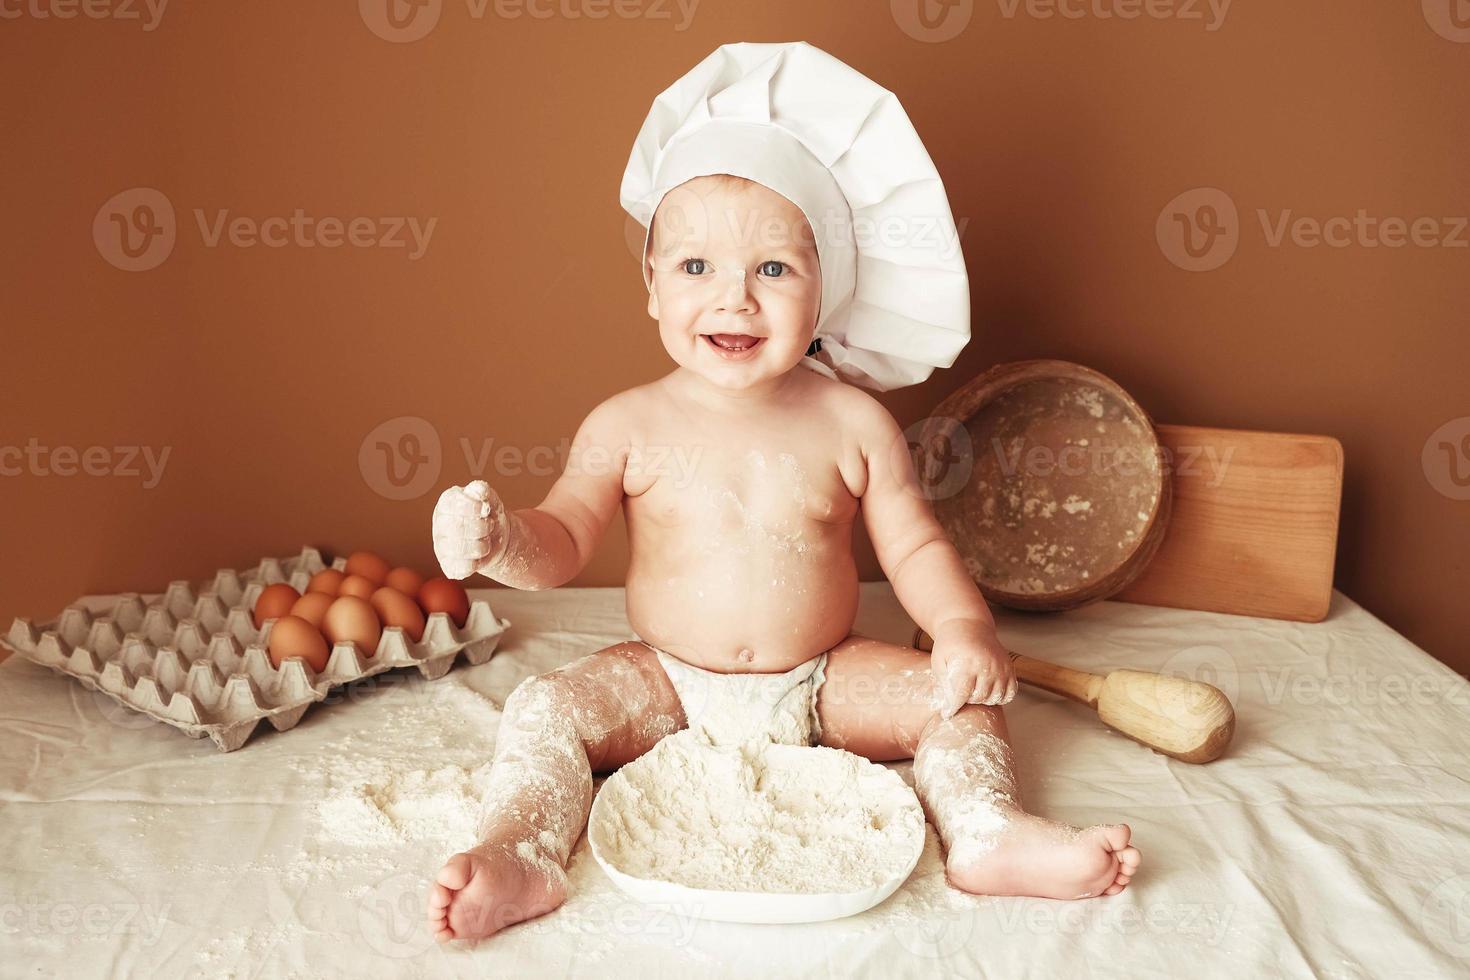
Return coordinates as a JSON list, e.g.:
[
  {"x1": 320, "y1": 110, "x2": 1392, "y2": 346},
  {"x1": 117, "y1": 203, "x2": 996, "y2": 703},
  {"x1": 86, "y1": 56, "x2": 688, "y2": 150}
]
[{"x1": 643, "y1": 642, "x2": 828, "y2": 748}]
